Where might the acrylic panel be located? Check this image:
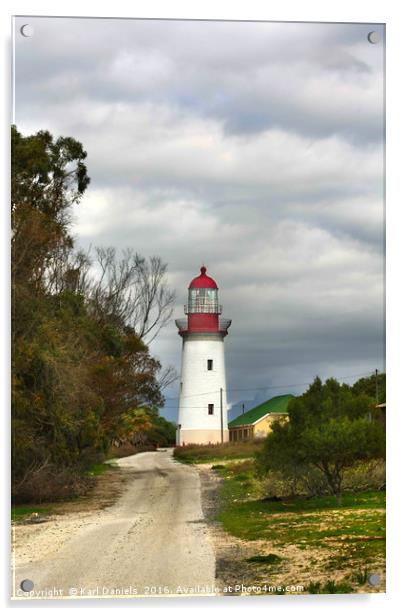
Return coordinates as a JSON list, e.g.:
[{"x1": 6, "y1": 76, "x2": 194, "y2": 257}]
[{"x1": 12, "y1": 16, "x2": 385, "y2": 600}]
